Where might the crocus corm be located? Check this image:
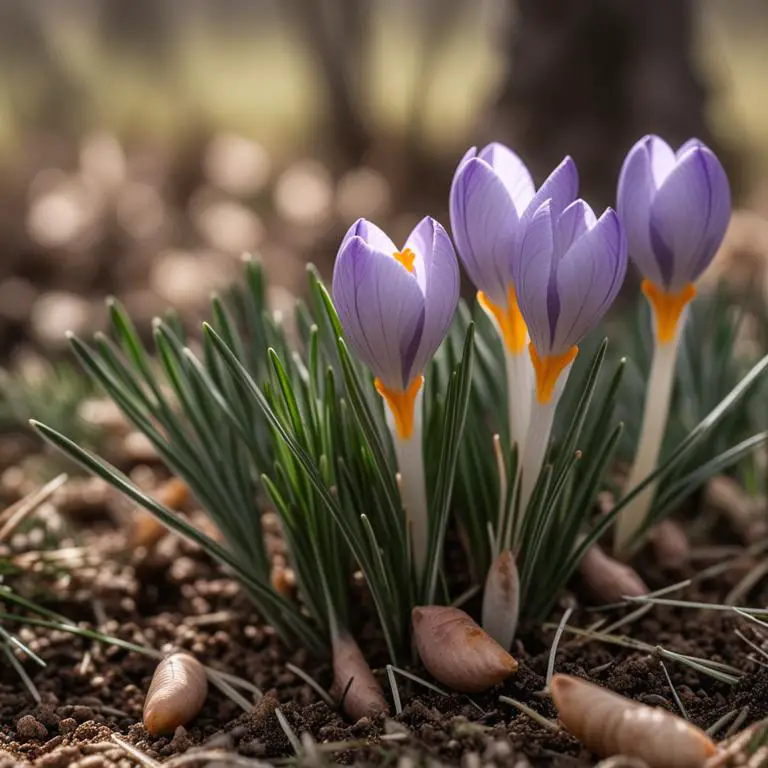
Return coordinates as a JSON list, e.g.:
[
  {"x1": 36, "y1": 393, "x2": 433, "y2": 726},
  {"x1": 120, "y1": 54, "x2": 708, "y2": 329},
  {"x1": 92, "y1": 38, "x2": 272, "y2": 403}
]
[
  {"x1": 332, "y1": 217, "x2": 460, "y2": 438},
  {"x1": 617, "y1": 135, "x2": 730, "y2": 343}
]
